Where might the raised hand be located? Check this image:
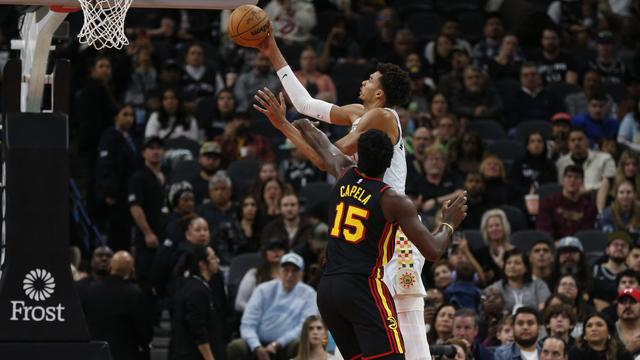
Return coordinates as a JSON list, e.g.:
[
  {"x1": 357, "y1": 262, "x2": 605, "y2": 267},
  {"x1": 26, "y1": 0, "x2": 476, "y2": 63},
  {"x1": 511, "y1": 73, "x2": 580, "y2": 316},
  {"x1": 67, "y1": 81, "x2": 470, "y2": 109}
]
[
  {"x1": 253, "y1": 87, "x2": 287, "y2": 129},
  {"x1": 442, "y1": 191, "x2": 468, "y2": 229}
]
